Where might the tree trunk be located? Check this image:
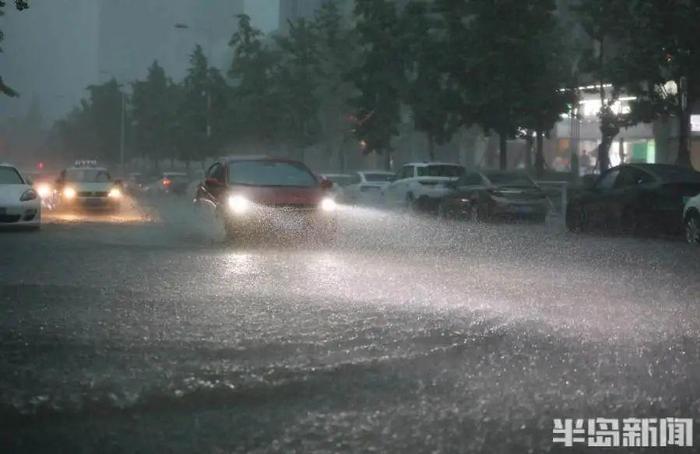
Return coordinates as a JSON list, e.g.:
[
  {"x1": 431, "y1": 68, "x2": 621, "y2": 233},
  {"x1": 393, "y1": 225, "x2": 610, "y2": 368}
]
[
  {"x1": 597, "y1": 135, "x2": 613, "y2": 172},
  {"x1": 618, "y1": 137, "x2": 625, "y2": 164},
  {"x1": 499, "y1": 133, "x2": 507, "y2": 170},
  {"x1": 535, "y1": 129, "x2": 545, "y2": 179},
  {"x1": 677, "y1": 87, "x2": 691, "y2": 167},
  {"x1": 427, "y1": 134, "x2": 435, "y2": 161},
  {"x1": 525, "y1": 130, "x2": 534, "y2": 171}
]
